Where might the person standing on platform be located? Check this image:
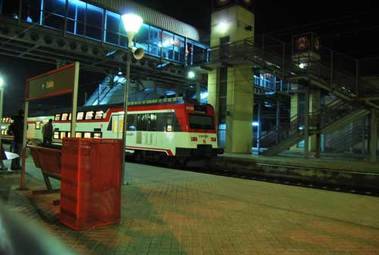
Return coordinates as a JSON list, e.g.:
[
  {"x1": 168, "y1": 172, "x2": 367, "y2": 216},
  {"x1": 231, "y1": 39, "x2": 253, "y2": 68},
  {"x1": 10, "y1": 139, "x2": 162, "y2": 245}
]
[
  {"x1": 0, "y1": 142, "x2": 7, "y2": 171},
  {"x1": 8, "y1": 110, "x2": 24, "y2": 170},
  {"x1": 42, "y1": 119, "x2": 53, "y2": 146}
]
